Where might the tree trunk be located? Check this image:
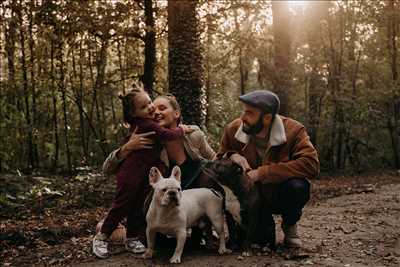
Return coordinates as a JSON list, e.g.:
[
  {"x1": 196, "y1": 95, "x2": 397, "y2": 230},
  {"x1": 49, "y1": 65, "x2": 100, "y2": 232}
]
[
  {"x1": 306, "y1": 1, "x2": 329, "y2": 146},
  {"x1": 234, "y1": 8, "x2": 248, "y2": 95},
  {"x1": 326, "y1": 5, "x2": 345, "y2": 170},
  {"x1": 19, "y1": 18, "x2": 35, "y2": 171},
  {"x1": 57, "y1": 38, "x2": 72, "y2": 172},
  {"x1": 0, "y1": 5, "x2": 3, "y2": 171},
  {"x1": 238, "y1": 49, "x2": 248, "y2": 96},
  {"x1": 50, "y1": 37, "x2": 59, "y2": 169},
  {"x1": 117, "y1": 39, "x2": 126, "y2": 94},
  {"x1": 5, "y1": 5, "x2": 17, "y2": 105},
  {"x1": 88, "y1": 48, "x2": 96, "y2": 123},
  {"x1": 142, "y1": 0, "x2": 156, "y2": 96},
  {"x1": 343, "y1": 2, "x2": 362, "y2": 169},
  {"x1": 98, "y1": 38, "x2": 108, "y2": 149},
  {"x1": 168, "y1": 0, "x2": 205, "y2": 126},
  {"x1": 205, "y1": 11, "x2": 212, "y2": 129},
  {"x1": 72, "y1": 38, "x2": 88, "y2": 163},
  {"x1": 93, "y1": 37, "x2": 108, "y2": 142},
  {"x1": 87, "y1": 36, "x2": 109, "y2": 156},
  {"x1": 58, "y1": 42, "x2": 72, "y2": 172},
  {"x1": 4, "y1": 6, "x2": 17, "y2": 170},
  {"x1": 271, "y1": 0, "x2": 291, "y2": 116},
  {"x1": 386, "y1": 0, "x2": 400, "y2": 168},
  {"x1": 28, "y1": 0, "x2": 39, "y2": 167}
]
